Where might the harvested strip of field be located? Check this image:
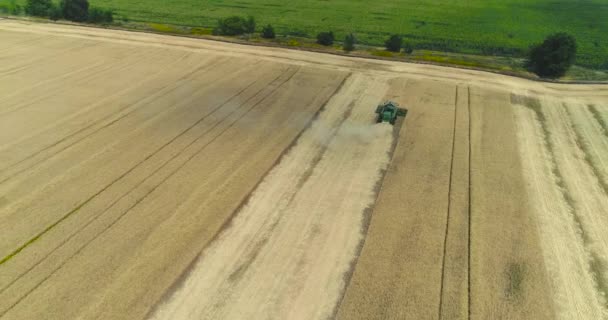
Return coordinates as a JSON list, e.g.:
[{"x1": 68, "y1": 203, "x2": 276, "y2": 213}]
[
  {"x1": 470, "y1": 90, "x2": 554, "y2": 319},
  {"x1": 566, "y1": 103, "x2": 608, "y2": 195},
  {"x1": 512, "y1": 96, "x2": 608, "y2": 319},
  {"x1": 588, "y1": 105, "x2": 608, "y2": 136},
  {"x1": 150, "y1": 73, "x2": 394, "y2": 320},
  {"x1": 337, "y1": 79, "x2": 456, "y2": 319},
  {"x1": 539, "y1": 98, "x2": 608, "y2": 316}
]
